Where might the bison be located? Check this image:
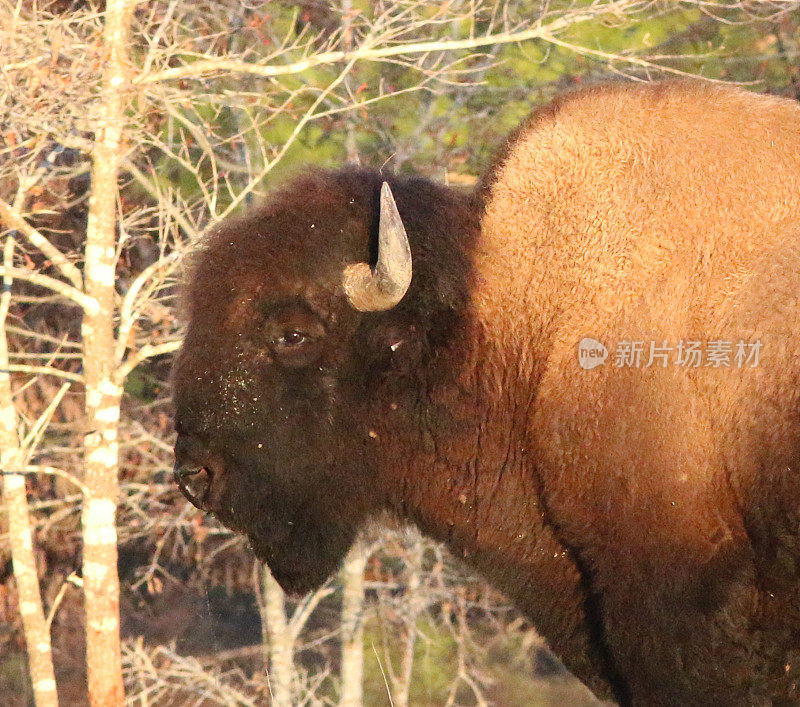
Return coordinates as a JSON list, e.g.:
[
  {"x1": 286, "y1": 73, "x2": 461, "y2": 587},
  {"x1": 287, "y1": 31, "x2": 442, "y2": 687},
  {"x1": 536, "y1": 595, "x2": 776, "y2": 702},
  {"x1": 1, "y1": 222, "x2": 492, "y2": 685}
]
[{"x1": 172, "y1": 80, "x2": 800, "y2": 705}]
